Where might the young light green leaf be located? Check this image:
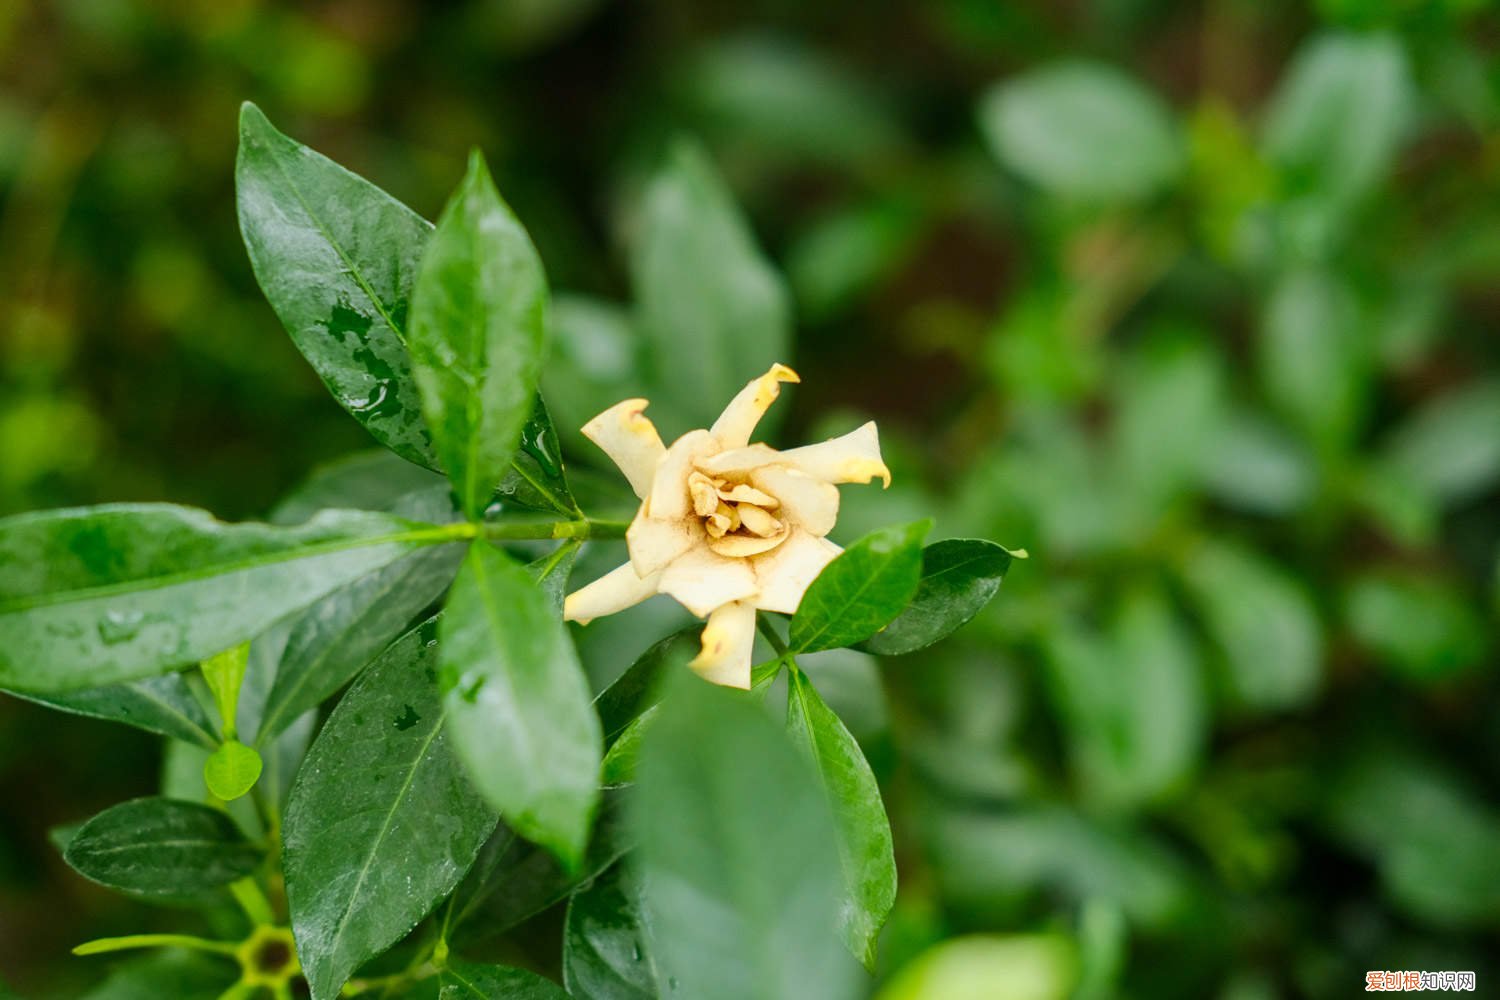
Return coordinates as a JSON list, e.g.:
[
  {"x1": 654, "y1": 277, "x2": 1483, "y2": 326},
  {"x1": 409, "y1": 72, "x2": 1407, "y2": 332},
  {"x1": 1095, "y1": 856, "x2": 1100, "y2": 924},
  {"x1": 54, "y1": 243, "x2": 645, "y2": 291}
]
[
  {"x1": 786, "y1": 667, "x2": 896, "y2": 969},
  {"x1": 63, "y1": 798, "x2": 261, "y2": 896},
  {"x1": 439, "y1": 542, "x2": 601, "y2": 868},
  {"x1": 1262, "y1": 31, "x2": 1412, "y2": 204},
  {"x1": 409, "y1": 152, "x2": 550, "y2": 520},
  {"x1": 9, "y1": 673, "x2": 219, "y2": 749},
  {"x1": 236, "y1": 103, "x2": 438, "y2": 468},
  {"x1": 978, "y1": 61, "x2": 1183, "y2": 202},
  {"x1": 1259, "y1": 268, "x2": 1370, "y2": 452},
  {"x1": 633, "y1": 670, "x2": 859, "y2": 1000},
  {"x1": 631, "y1": 137, "x2": 791, "y2": 430},
  {"x1": 283, "y1": 616, "x2": 497, "y2": 1000},
  {"x1": 1343, "y1": 570, "x2": 1489, "y2": 682},
  {"x1": 200, "y1": 643, "x2": 249, "y2": 738},
  {"x1": 861, "y1": 539, "x2": 1012, "y2": 656},
  {"x1": 0, "y1": 504, "x2": 463, "y2": 693},
  {"x1": 203, "y1": 741, "x2": 263, "y2": 802},
  {"x1": 790, "y1": 520, "x2": 930, "y2": 653},
  {"x1": 1380, "y1": 377, "x2": 1500, "y2": 506},
  {"x1": 1179, "y1": 539, "x2": 1323, "y2": 711},
  {"x1": 563, "y1": 860, "x2": 660, "y2": 999}
]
